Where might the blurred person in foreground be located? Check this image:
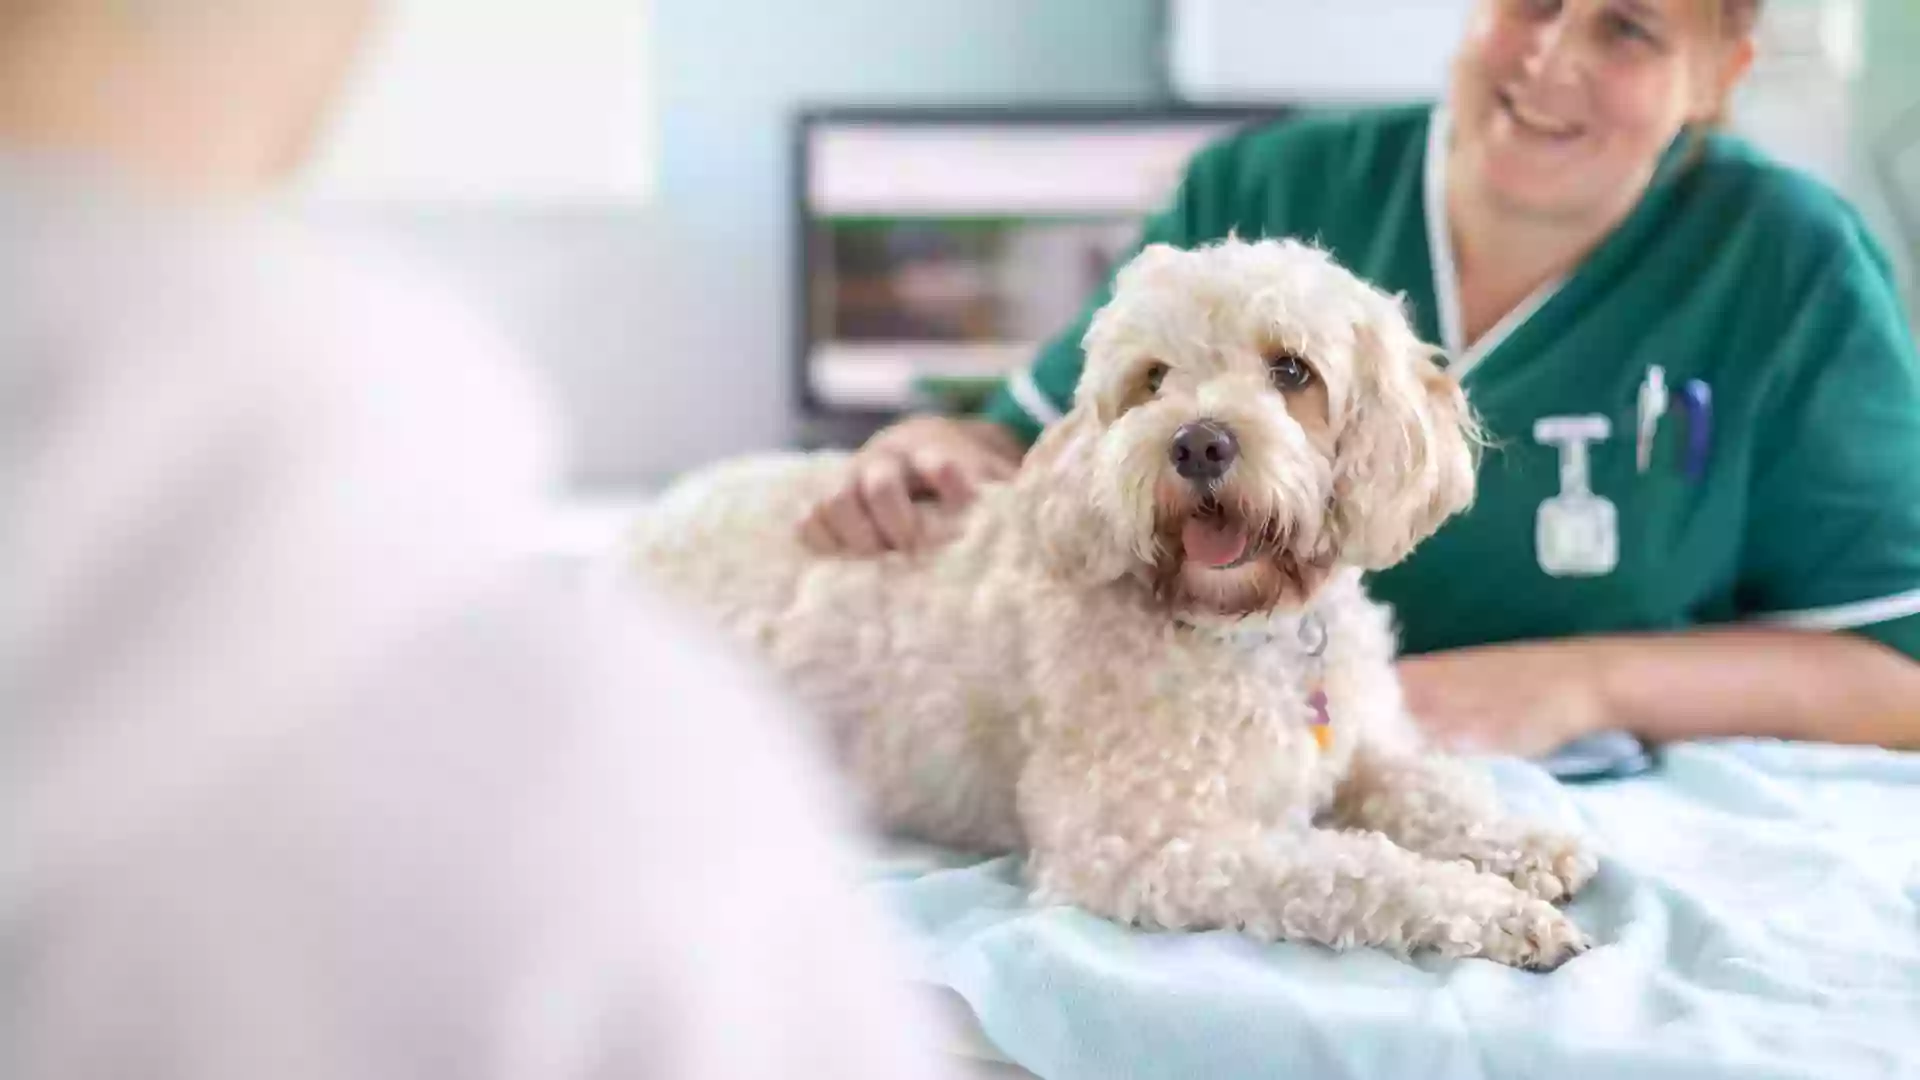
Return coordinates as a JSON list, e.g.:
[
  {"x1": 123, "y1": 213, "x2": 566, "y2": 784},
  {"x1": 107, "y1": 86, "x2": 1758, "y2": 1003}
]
[{"x1": 0, "y1": 2, "x2": 949, "y2": 1077}]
